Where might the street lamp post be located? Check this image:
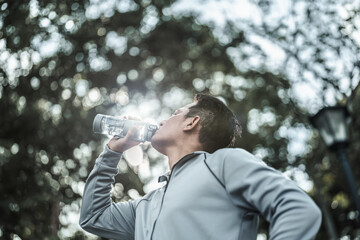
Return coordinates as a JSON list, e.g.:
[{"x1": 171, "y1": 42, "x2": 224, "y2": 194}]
[{"x1": 310, "y1": 106, "x2": 360, "y2": 224}]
